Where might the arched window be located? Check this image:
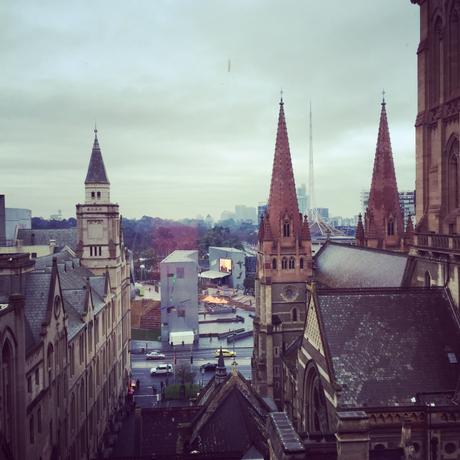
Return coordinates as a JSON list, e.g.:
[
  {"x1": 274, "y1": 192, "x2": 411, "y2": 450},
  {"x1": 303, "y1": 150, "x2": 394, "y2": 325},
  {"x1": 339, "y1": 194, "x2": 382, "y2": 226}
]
[
  {"x1": 448, "y1": 138, "x2": 460, "y2": 210},
  {"x1": 292, "y1": 308, "x2": 298, "y2": 322},
  {"x1": 302, "y1": 365, "x2": 329, "y2": 434},
  {"x1": 430, "y1": 17, "x2": 443, "y2": 105},
  {"x1": 47, "y1": 343, "x2": 54, "y2": 384},
  {"x1": 283, "y1": 221, "x2": 290, "y2": 237},
  {"x1": 88, "y1": 366, "x2": 94, "y2": 399},
  {"x1": 300, "y1": 257, "x2": 304, "y2": 269},
  {"x1": 272, "y1": 258, "x2": 277, "y2": 270},
  {"x1": 387, "y1": 219, "x2": 394, "y2": 236},
  {"x1": 2, "y1": 340, "x2": 14, "y2": 445},
  {"x1": 449, "y1": 9, "x2": 459, "y2": 94},
  {"x1": 425, "y1": 271, "x2": 431, "y2": 288},
  {"x1": 29, "y1": 415, "x2": 34, "y2": 444},
  {"x1": 289, "y1": 257, "x2": 295, "y2": 269},
  {"x1": 80, "y1": 381, "x2": 85, "y2": 413},
  {"x1": 281, "y1": 258, "x2": 288, "y2": 269},
  {"x1": 96, "y1": 357, "x2": 100, "y2": 386},
  {"x1": 70, "y1": 393, "x2": 76, "y2": 432}
]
